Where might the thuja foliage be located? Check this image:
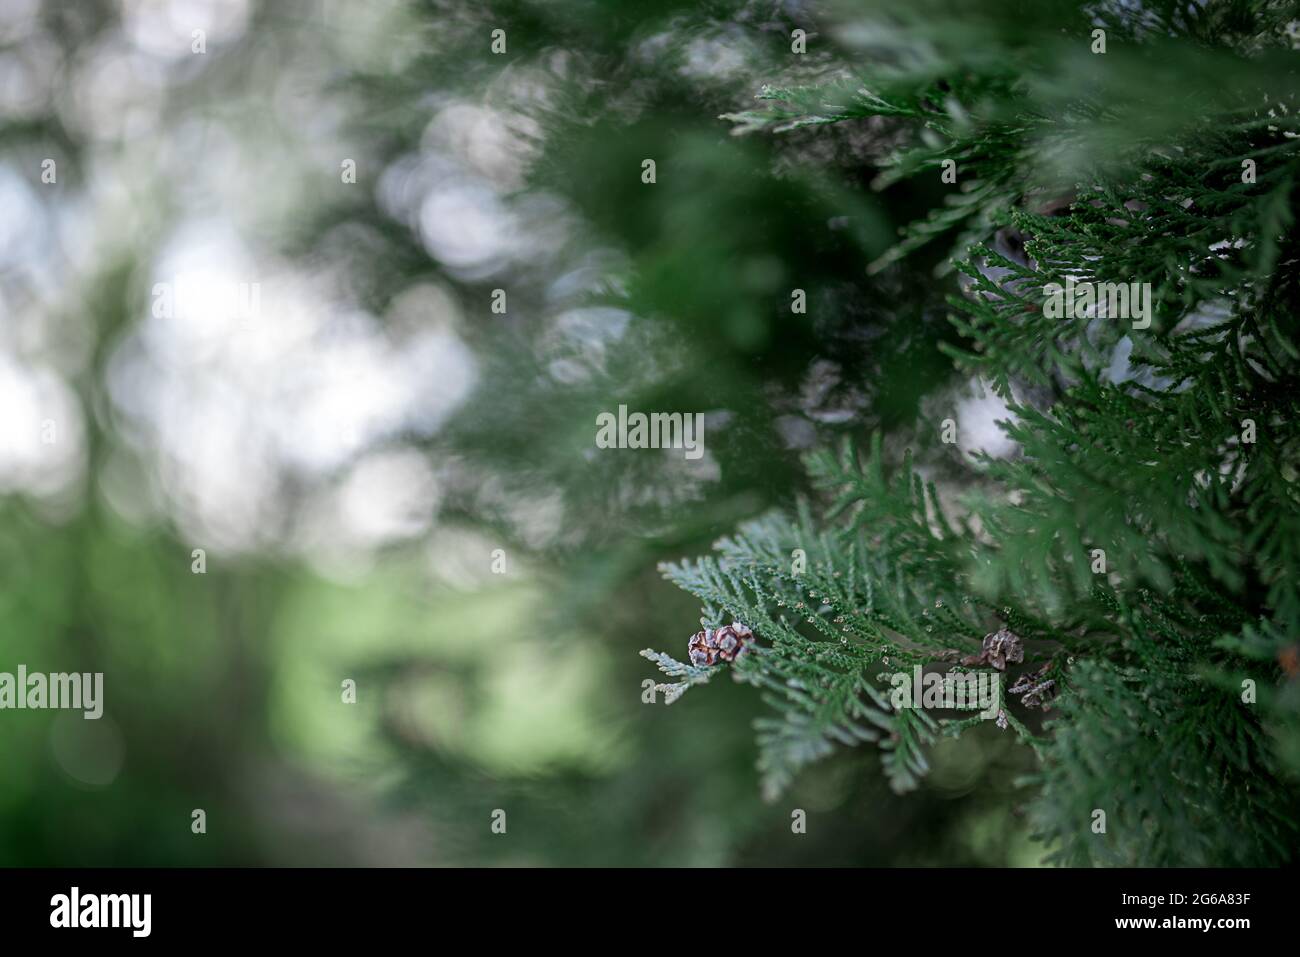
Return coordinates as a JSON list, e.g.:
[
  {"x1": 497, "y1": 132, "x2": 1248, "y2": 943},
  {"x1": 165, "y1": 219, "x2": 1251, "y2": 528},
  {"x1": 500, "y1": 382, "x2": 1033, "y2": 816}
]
[{"x1": 644, "y1": 0, "x2": 1300, "y2": 865}]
